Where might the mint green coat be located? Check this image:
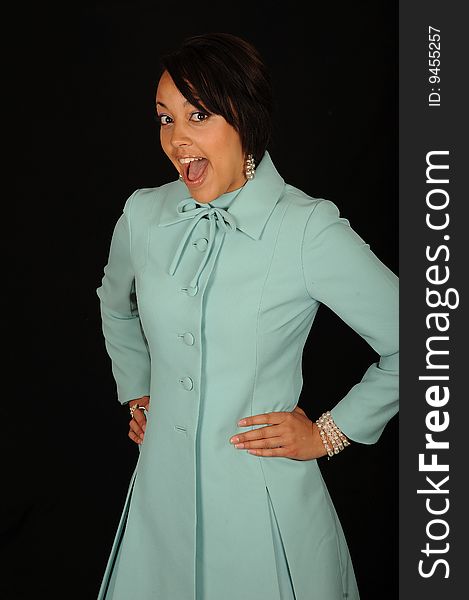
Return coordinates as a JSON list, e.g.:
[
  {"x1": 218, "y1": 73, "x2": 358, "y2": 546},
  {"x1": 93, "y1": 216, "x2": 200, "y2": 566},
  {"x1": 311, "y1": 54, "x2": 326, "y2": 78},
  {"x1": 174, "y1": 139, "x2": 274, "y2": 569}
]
[{"x1": 96, "y1": 151, "x2": 399, "y2": 599}]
